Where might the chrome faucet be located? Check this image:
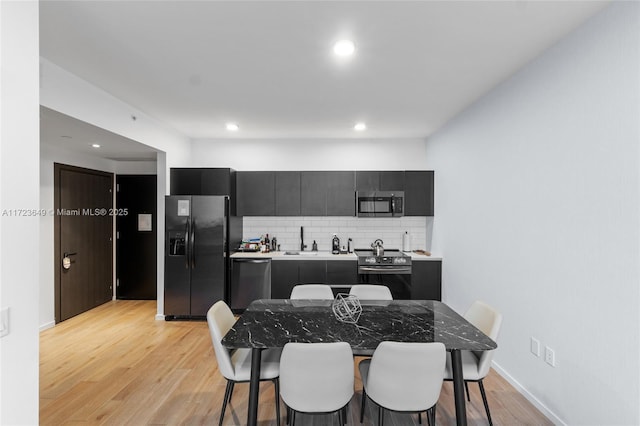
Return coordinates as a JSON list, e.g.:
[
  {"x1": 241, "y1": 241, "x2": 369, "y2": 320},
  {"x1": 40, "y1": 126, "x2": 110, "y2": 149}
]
[{"x1": 300, "y1": 226, "x2": 307, "y2": 251}]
